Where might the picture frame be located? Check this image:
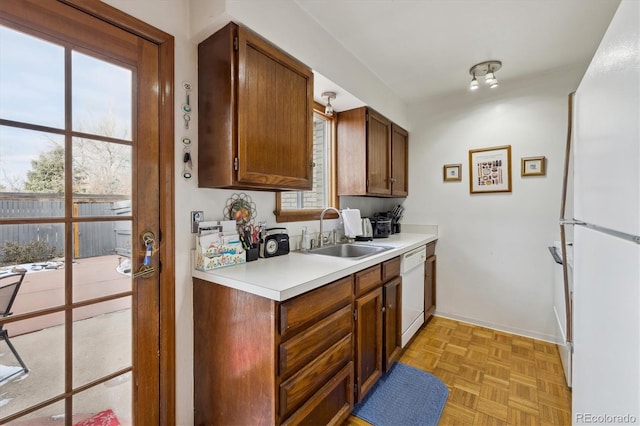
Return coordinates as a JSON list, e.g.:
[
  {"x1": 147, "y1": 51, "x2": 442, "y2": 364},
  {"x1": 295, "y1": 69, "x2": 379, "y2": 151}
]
[
  {"x1": 443, "y1": 164, "x2": 462, "y2": 181},
  {"x1": 521, "y1": 156, "x2": 546, "y2": 176},
  {"x1": 469, "y1": 145, "x2": 512, "y2": 193}
]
